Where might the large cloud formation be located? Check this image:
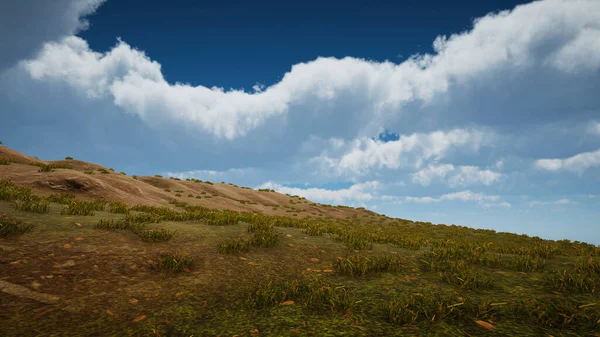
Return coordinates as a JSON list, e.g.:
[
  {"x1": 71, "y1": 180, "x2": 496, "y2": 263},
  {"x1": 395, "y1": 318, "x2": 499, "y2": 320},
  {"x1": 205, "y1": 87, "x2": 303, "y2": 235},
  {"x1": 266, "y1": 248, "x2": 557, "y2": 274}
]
[
  {"x1": 0, "y1": 0, "x2": 105, "y2": 71},
  {"x1": 21, "y1": 0, "x2": 600, "y2": 141}
]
